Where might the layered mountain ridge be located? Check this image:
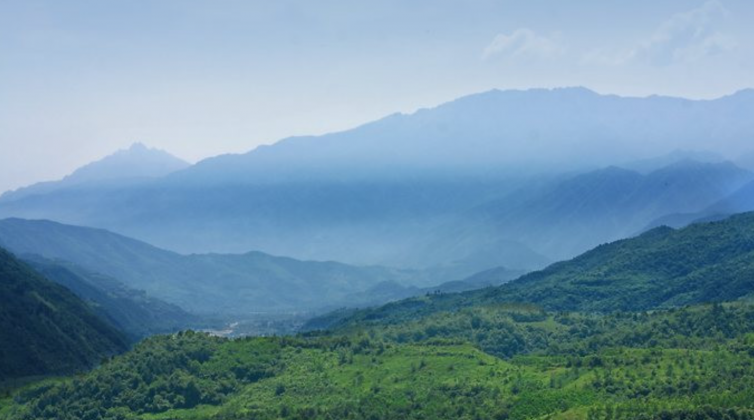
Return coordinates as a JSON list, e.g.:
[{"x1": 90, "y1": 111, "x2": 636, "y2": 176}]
[
  {"x1": 2, "y1": 88, "x2": 754, "y2": 276},
  {"x1": 0, "y1": 218, "x2": 467, "y2": 315}
]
